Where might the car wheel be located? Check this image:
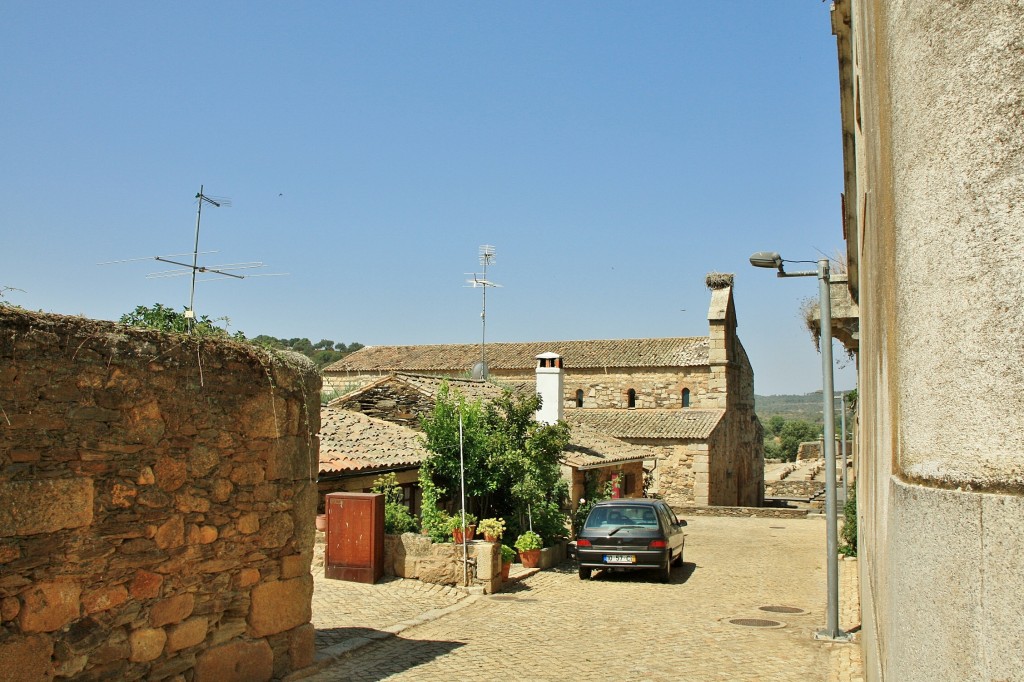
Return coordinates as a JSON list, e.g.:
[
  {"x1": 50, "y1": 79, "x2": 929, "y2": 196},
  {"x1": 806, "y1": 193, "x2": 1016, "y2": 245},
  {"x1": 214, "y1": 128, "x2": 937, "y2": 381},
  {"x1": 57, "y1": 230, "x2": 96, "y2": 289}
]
[
  {"x1": 579, "y1": 566, "x2": 592, "y2": 580},
  {"x1": 660, "y1": 556, "x2": 672, "y2": 584}
]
